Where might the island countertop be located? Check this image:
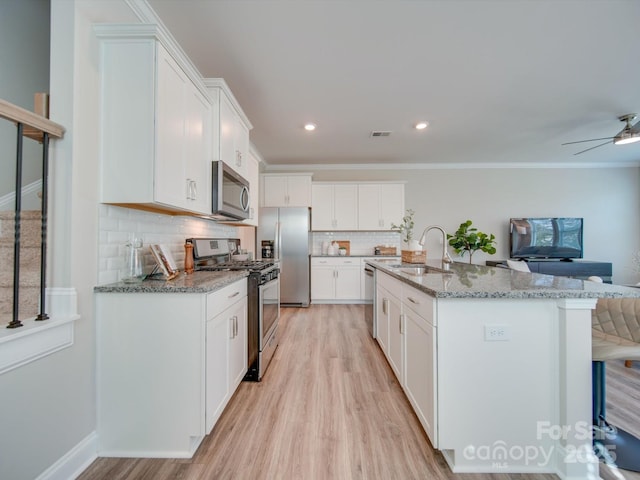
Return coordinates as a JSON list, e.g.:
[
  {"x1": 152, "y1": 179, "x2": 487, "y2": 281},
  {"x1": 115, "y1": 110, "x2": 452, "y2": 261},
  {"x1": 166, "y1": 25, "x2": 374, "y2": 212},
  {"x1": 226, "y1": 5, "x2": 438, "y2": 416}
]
[
  {"x1": 366, "y1": 258, "x2": 640, "y2": 299},
  {"x1": 94, "y1": 270, "x2": 249, "y2": 294}
]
